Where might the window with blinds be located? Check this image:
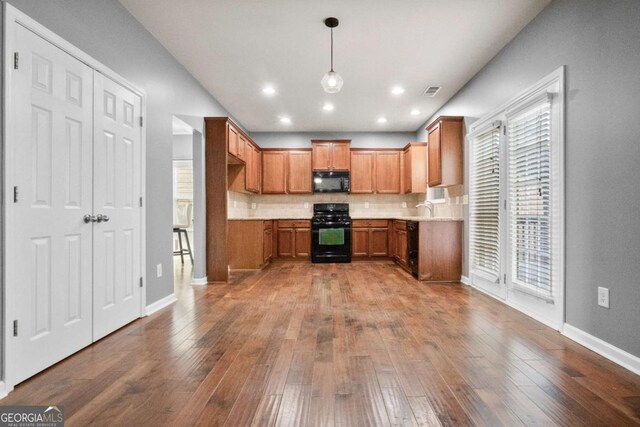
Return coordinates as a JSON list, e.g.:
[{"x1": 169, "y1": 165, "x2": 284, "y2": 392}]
[
  {"x1": 507, "y1": 99, "x2": 552, "y2": 299},
  {"x1": 470, "y1": 125, "x2": 501, "y2": 281}
]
